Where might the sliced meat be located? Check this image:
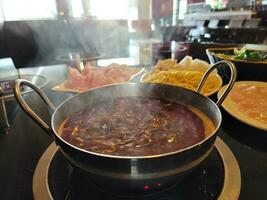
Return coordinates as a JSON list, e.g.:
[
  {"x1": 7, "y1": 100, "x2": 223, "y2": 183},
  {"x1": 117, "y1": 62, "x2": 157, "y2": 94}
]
[
  {"x1": 65, "y1": 64, "x2": 140, "y2": 91},
  {"x1": 230, "y1": 83, "x2": 267, "y2": 124}
]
